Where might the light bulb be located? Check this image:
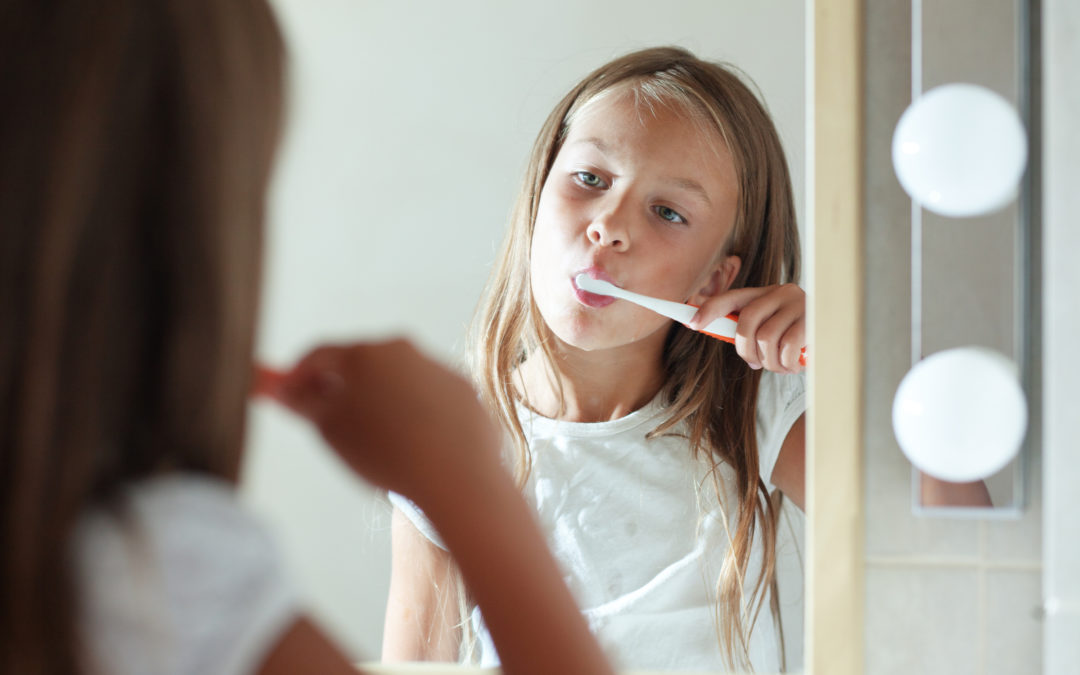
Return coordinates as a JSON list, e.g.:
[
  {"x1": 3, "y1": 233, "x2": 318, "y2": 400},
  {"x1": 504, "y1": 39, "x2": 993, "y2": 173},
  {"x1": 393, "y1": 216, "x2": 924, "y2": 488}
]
[
  {"x1": 892, "y1": 83, "x2": 1027, "y2": 218},
  {"x1": 892, "y1": 347, "x2": 1027, "y2": 482}
]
